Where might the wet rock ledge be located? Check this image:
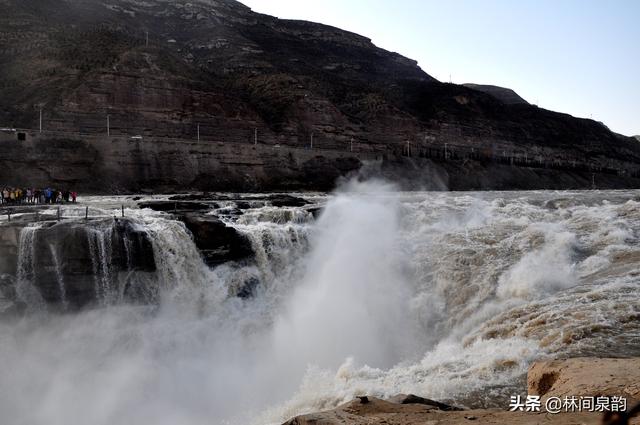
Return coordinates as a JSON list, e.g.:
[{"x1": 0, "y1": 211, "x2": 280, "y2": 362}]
[
  {"x1": 283, "y1": 358, "x2": 640, "y2": 425},
  {"x1": 179, "y1": 213, "x2": 253, "y2": 267},
  {"x1": 0, "y1": 217, "x2": 155, "y2": 310},
  {"x1": 137, "y1": 193, "x2": 313, "y2": 268},
  {"x1": 138, "y1": 199, "x2": 256, "y2": 267}
]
